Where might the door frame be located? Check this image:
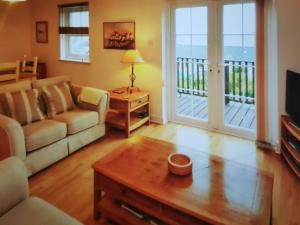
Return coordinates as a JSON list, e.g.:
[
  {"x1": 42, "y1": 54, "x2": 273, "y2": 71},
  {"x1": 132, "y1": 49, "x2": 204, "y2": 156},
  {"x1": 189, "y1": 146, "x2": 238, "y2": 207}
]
[
  {"x1": 216, "y1": 0, "x2": 256, "y2": 139},
  {"x1": 169, "y1": 0, "x2": 218, "y2": 131},
  {"x1": 167, "y1": 0, "x2": 257, "y2": 140}
]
